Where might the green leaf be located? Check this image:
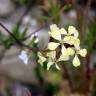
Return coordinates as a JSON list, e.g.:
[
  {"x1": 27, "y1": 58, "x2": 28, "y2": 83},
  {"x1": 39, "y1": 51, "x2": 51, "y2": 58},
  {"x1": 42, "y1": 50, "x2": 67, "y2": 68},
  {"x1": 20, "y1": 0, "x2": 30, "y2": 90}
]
[
  {"x1": 12, "y1": 24, "x2": 27, "y2": 40},
  {"x1": 20, "y1": 27, "x2": 28, "y2": 39}
]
